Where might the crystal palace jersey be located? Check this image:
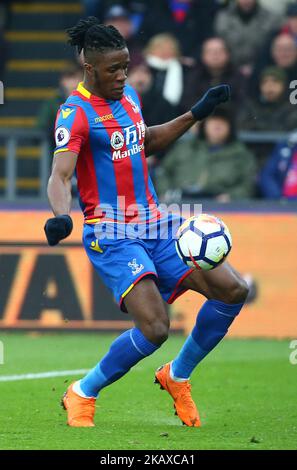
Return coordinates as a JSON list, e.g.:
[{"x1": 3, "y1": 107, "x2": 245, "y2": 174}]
[{"x1": 54, "y1": 82, "x2": 160, "y2": 223}]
